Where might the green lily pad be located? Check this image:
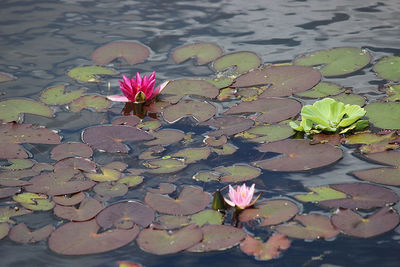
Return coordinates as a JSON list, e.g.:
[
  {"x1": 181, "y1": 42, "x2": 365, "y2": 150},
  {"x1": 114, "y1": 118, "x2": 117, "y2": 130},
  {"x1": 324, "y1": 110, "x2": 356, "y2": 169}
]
[
  {"x1": 54, "y1": 197, "x2": 103, "y2": 221},
  {"x1": 331, "y1": 207, "x2": 399, "y2": 238},
  {"x1": 51, "y1": 142, "x2": 93, "y2": 161},
  {"x1": 193, "y1": 171, "x2": 220, "y2": 182},
  {"x1": 86, "y1": 167, "x2": 120, "y2": 182},
  {"x1": 53, "y1": 192, "x2": 86, "y2": 206},
  {"x1": 215, "y1": 164, "x2": 261, "y2": 183},
  {"x1": 137, "y1": 119, "x2": 162, "y2": 131},
  {"x1": 145, "y1": 186, "x2": 210, "y2": 215},
  {"x1": 190, "y1": 209, "x2": 224, "y2": 227},
  {"x1": 254, "y1": 139, "x2": 343, "y2": 172},
  {"x1": 49, "y1": 219, "x2": 140, "y2": 255},
  {"x1": 0, "y1": 72, "x2": 16, "y2": 83},
  {"x1": 153, "y1": 215, "x2": 191, "y2": 230},
  {"x1": 40, "y1": 84, "x2": 86, "y2": 105},
  {"x1": 239, "y1": 200, "x2": 299, "y2": 226},
  {"x1": 294, "y1": 186, "x2": 347, "y2": 203},
  {"x1": 212, "y1": 51, "x2": 261, "y2": 74},
  {"x1": 94, "y1": 182, "x2": 128, "y2": 199},
  {"x1": 104, "y1": 162, "x2": 127, "y2": 172},
  {"x1": 13, "y1": 192, "x2": 54, "y2": 211},
  {"x1": 365, "y1": 102, "x2": 400, "y2": 129},
  {"x1": 145, "y1": 129, "x2": 185, "y2": 146},
  {"x1": 143, "y1": 158, "x2": 187, "y2": 174},
  {"x1": 118, "y1": 175, "x2": 143, "y2": 187},
  {"x1": 211, "y1": 143, "x2": 237, "y2": 155},
  {"x1": 294, "y1": 47, "x2": 371, "y2": 77},
  {"x1": 295, "y1": 82, "x2": 345, "y2": 98},
  {"x1": 91, "y1": 41, "x2": 150, "y2": 66},
  {"x1": 245, "y1": 124, "x2": 295, "y2": 143},
  {"x1": 171, "y1": 147, "x2": 211, "y2": 164},
  {"x1": 206, "y1": 77, "x2": 233, "y2": 88},
  {"x1": 172, "y1": 43, "x2": 223, "y2": 65},
  {"x1": 82, "y1": 125, "x2": 153, "y2": 153},
  {"x1": 162, "y1": 100, "x2": 216, "y2": 123},
  {"x1": 0, "y1": 206, "x2": 32, "y2": 223},
  {"x1": 160, "y1": 79, "x2": 219, "y2": 104},
  {"x1": 9, "y1": 223, "x2": 54, "y2": 243},
  {"x1": 136, "y1": 225, "x2": 203, "y2": 255},
  {"x1": 225, "y1": 98, "x2": 301, "y2": 123},
  {"x1": 344, "y1": 132, "x2": 398, "y2": 153},
  {"x1": 200, "y1": 116, "x2": 254, "y2": 137},
  {"x1": 276, "y1": 214, "x2": 339, "y2": 240},
  {"x1": 0, "y1": 143, "x2": 28, "y2": 159},
  {"x1": 374, "y1": 56, "x2": 400, "y2": 81},
  {"x1": 240, "y1": 234, "x2": 291, "y2": 261},
  {"x1": 0, "y1": 223, "x2": 10, "y2": 240},
  {"x1": 330, "y1": 93, "x2": 366, "y2": 106},
  {"x1": 0, "y1": 99, "x2": 53, "y2": 122},
  {"x1": 69, "y1": 95, "x2": 111, "y2": 112},
  {"x1": 381, "y1": 84, "x2": 400, "y2": 101},
  {"x1": 232, "y1": 65, "x2": 321, "y2": 97},
  {"x1": 68, "y1": 66, "x2": 117, "y2": 83},
  {"x1": 1, "y1": 159, "x2": 34, "y2": 170},
  {"x1": 187, "y1": 225, "x2": 246, "y2": 252}
]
